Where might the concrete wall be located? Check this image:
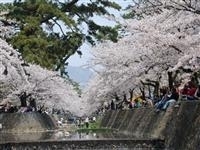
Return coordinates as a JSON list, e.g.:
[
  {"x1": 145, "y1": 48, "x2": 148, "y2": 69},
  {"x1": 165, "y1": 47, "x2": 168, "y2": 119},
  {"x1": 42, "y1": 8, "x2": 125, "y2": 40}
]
[
  {"x1": 0, "y1": 112, "x2": 57, "y2": 133},
  {"x1": 100, "y1": 101, "x2": 200, "y2": 150},
  {"x1": 0, "y1": 139, "x2": 165, "y2": 150}
]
